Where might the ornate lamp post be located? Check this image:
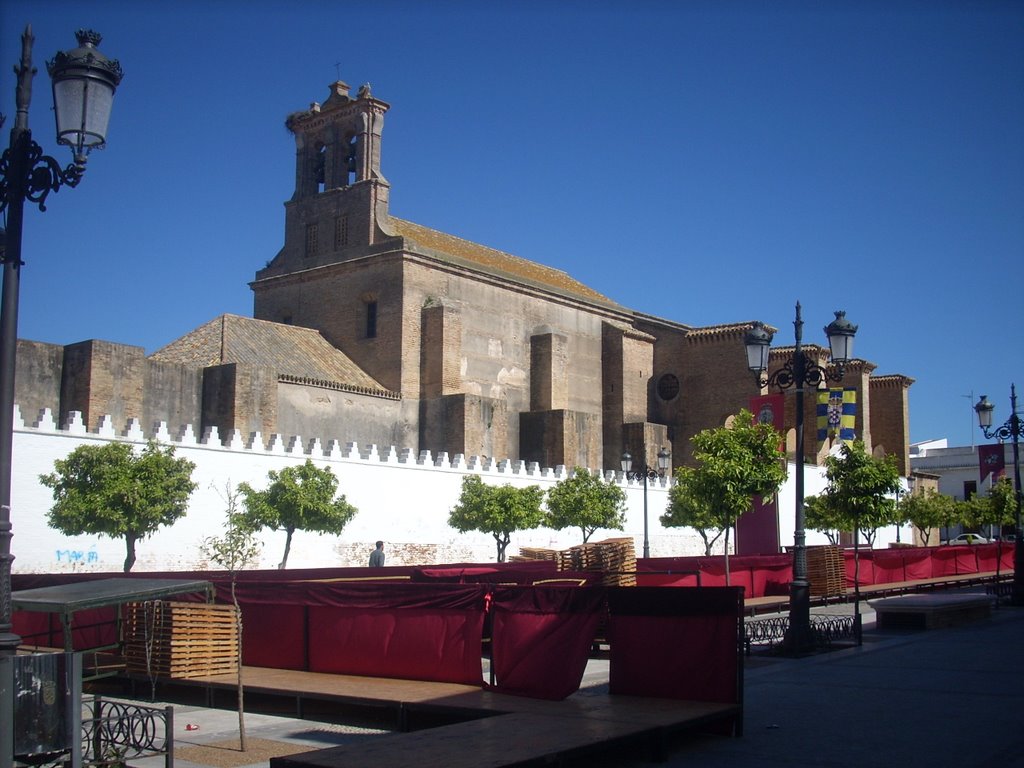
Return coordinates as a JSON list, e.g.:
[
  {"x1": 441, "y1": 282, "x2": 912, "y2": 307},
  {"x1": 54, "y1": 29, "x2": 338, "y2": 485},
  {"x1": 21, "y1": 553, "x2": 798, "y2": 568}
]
[
  {"x1": 621, "y1": 446, "x2": 671, "y2": 559},
  {"x1": 974, "y1": 385, "x2": 1023, "y2": 605},
  {"x1": 0, "y1": 26, "x2": 122, "y2": 657},
  {"x1": 744, "y1": 301, "x2": 857, "y2": 652}
]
